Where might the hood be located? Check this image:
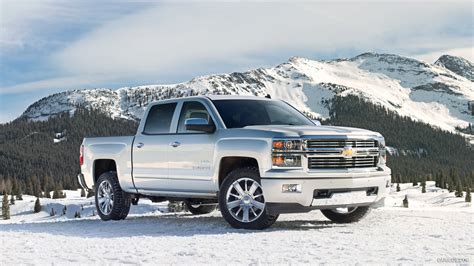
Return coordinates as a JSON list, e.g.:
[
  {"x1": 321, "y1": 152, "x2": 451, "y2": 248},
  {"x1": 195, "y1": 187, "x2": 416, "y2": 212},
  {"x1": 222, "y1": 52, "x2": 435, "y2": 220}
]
[{"x1": 242, "y1": 125, "x2": 382, "y2": 138}]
